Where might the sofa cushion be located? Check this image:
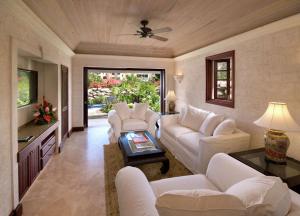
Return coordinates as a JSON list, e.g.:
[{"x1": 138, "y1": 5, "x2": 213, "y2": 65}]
[
  {"x1": 213, "y1": 119, "x2": 236, "y2": 136},
  {"x1": 131, "y1": 103, "x2": 148, "y2": 120},
  {"x1": 200, "y1": 113, "x2": 224, "y2": 136},
  {"x1": 122, "y1": 119, "x2": 148, "y2": 131},
  {"x1": 150, "y1": 174, "x2": 219, "y2": 198},
  {"x1": 113, "y1": 102, "x2": 130, "y2": 120},
  {"x1": 177, "y1": 132, "x2": 204, "y2": 156},
  {"x1": 164, "y1": 123, "x2": 195, "y2": 138},
  {"x1": 155, "y1": 189, "x2": 246, "y2": 216},
  {"x1": 180, "y1": 105, "x2": 210, "y2": 131},
  {"x1": 226, "y1": 176, "x2": 291, "y2": 216}
]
